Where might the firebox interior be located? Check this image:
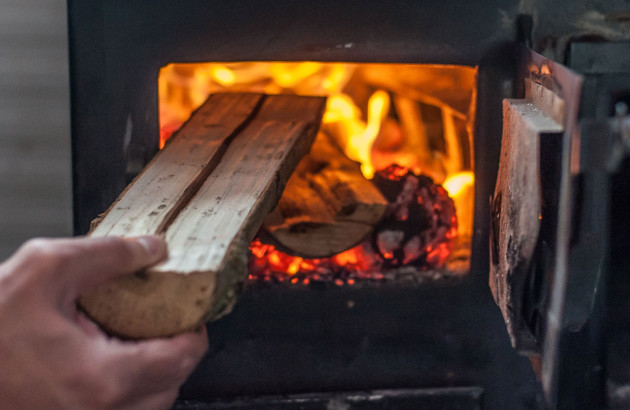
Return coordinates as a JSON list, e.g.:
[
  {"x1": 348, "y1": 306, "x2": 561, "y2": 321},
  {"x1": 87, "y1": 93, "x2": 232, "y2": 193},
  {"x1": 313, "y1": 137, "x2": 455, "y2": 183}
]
[{"x1": 158, "y1": 62, "x2": 476, "y2": 284}]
